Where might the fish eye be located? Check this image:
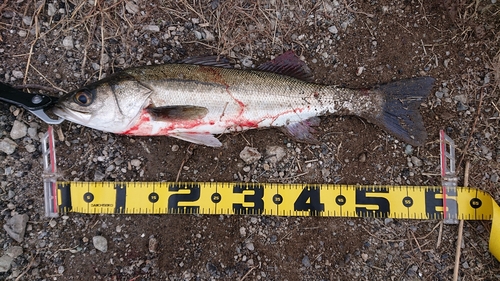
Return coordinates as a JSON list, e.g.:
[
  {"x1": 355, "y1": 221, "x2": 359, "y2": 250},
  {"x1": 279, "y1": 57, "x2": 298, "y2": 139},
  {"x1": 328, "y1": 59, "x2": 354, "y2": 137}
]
[{"x1": 74, "y1": 90, "x2": 93, "y2": 106}]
